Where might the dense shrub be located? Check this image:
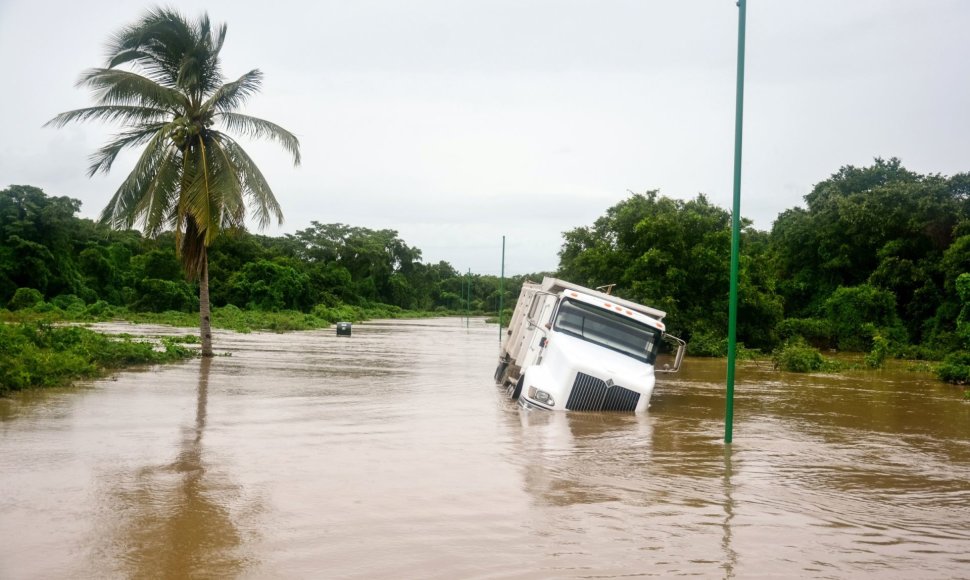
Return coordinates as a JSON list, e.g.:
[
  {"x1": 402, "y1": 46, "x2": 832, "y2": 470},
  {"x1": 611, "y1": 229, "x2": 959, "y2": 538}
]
[
  {"x1": 226, "y1": 260, "x2": 312, "y2": 311},
  {"x1": 773, "y1": 338, "x2": 839, "y2": 373},
  {"x1": 84, "y1": 300, "x2": 115, "y2": 317},
  {"x1": 51, "y1": 294, "x2": 86, "y2": 315},
  {"x1": 687, "y1": 330, "x2": 727, "y2": 357},
  {"x1": 936, "y1": 352, "x2": 970, "y2": 384},
  {"x1": 8, "y1": 287, "x2": 44, "y2": 310},
  {"x1": 131, "y1": 278, "x2": 198, "y2": 312},
  {"x1": 823, "y1": 285, "x2": 906, "y2": 351},
  {"x1": 312, "y1": 303, "x2": 365, "y2": 324},
  {"x1": 776, "y1": 317, "x2": 835, "y2": 349}
]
